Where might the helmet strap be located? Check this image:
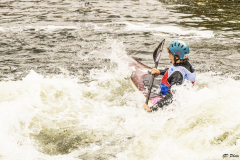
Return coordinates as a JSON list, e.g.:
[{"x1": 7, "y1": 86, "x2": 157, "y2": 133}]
[{"x1": 174, "y1": 56, "x2": 180, "y2": 64}]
